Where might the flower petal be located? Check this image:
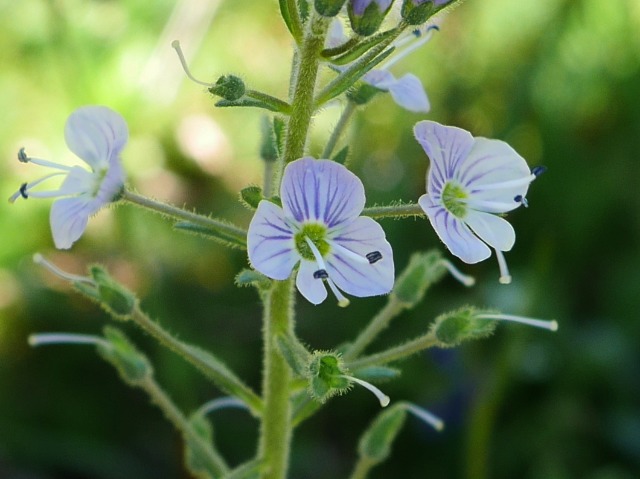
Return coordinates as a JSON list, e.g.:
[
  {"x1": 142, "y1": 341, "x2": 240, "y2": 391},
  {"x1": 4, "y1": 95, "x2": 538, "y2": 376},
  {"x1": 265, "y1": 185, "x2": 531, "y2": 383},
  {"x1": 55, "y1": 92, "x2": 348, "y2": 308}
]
[
  {"x1": 465, "y1": 209, "x2": 516, "y2": 252},
  {"x1": 460, "y1": 137, "x2": 531, "y2": 212},
  {"x1": 296, "y1": 261, "x2": 328, "y2": 305},
  {"x1": 414, "y1": 121, "x2": 475, "y2": 196},
  {"x1": 56, "y1": 166, "x2": 95, "y2": 196},
  {"x1": 64, "y1": 106, "x2": 128, "y2": 171},
  {"x1": 281, "y1": 157, "x2": 365, "y2": 228},
  {"x1": 363, "y1": 69, "x2": 396, "y2": 90},
  {"x1": 49, "y1": 197, "x2": 98, "y2": 249},
  {"x1": 419, "y1": 193, "x2": 491, "y2": 264},
  {"x1": 327, "y1": 216, "x2": 394, "y2": 297},
  {"x1": 247, "y1": 200, "x2": 298, "y2": 280},
  {"x1": 387, "y1": 74, "x2": 430, "y2": 113},
  {"x1": 326, "y1": 18, "x2": 348, "y2": 49}
]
